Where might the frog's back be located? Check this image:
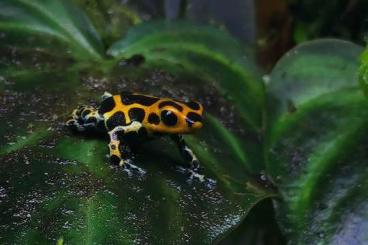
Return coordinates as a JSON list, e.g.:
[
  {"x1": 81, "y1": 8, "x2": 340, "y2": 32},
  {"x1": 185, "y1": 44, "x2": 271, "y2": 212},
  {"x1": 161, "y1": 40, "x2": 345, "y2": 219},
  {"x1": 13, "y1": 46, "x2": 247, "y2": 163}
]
[{"x1": 98, "y1": 92, "x2": 203, "y2": 134}]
